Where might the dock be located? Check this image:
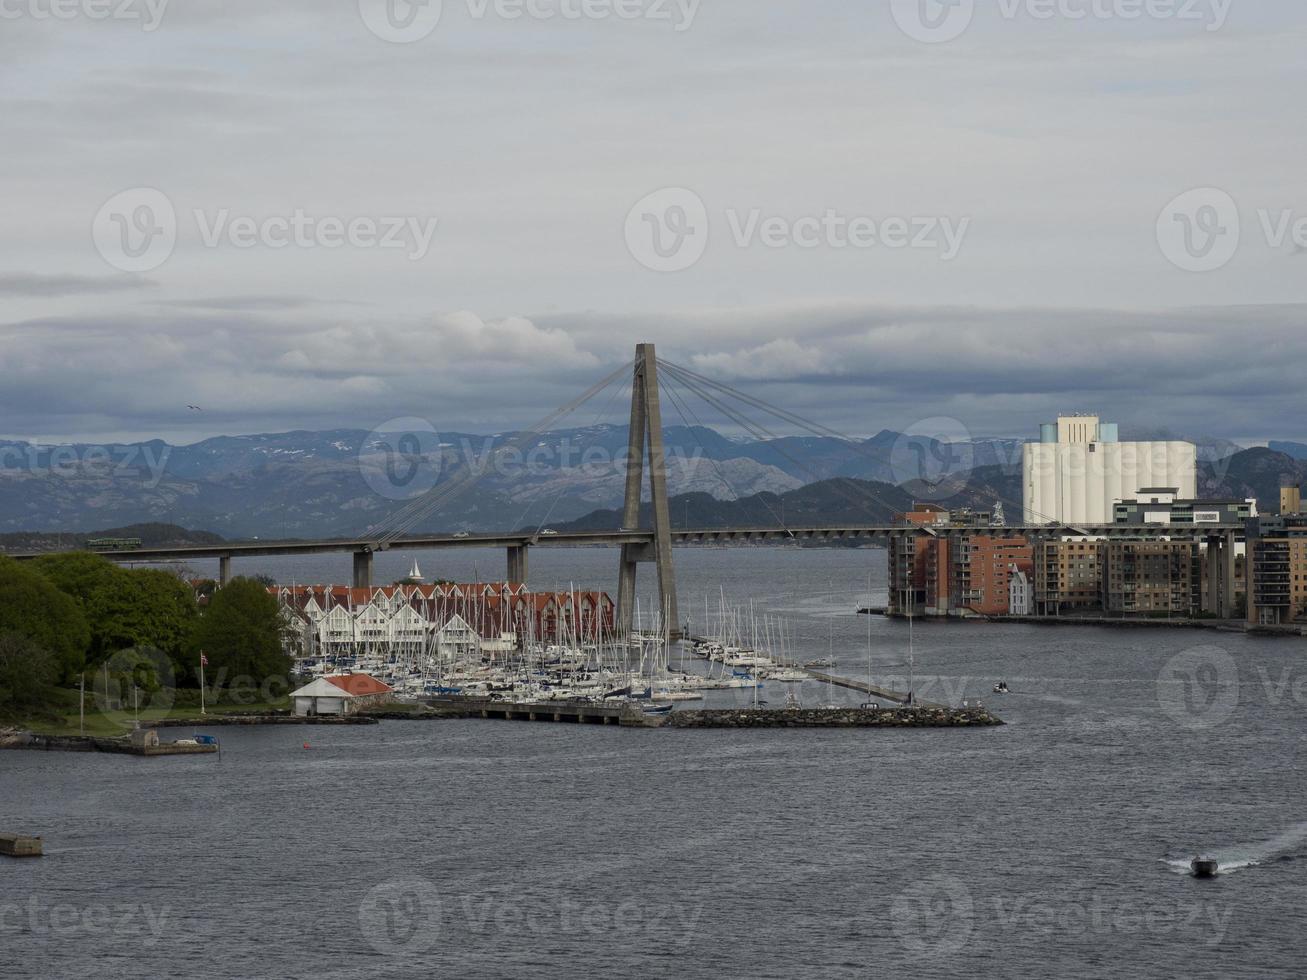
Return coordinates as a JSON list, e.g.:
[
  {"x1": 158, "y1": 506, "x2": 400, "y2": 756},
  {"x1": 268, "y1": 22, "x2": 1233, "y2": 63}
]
[
  {"x1": 0, "y1": 833, "x2": 44, "y2": 858},
  {"x1": 424, "y1": 696, "x2": 665, "y2": 727},
  {"x1": 422, "y1": 696, "x2": 1000, "y2": 729},
  {"x1": 802, "y1": 670, "x2": 937, "y2": 707},
  {"x1": 2, "y1": 733, "x2": 219, "y2": 756}
]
